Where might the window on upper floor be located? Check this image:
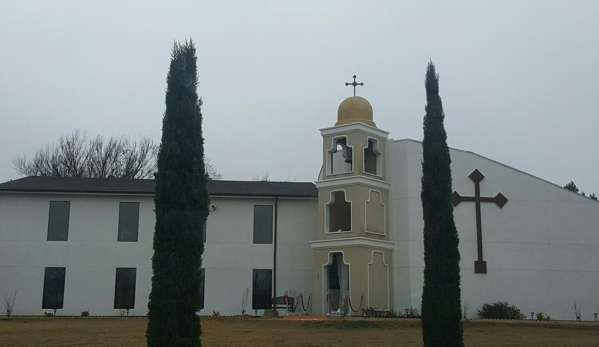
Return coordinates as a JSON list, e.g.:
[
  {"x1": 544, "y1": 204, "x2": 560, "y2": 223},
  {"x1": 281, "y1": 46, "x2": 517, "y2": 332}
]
[
  {"x1": 114, "y1": 268, "x2": 136, "y2": 309},
  {"x1": 252, "y1": 269, "x2": 272, "y2": 310},
  {"x1": 253, "y1": 205, "x2": 274, "y2": 244},
  {"x1": 42, "y1": 267, "x2": 66, "y2": 309},
  {"x1": 326, "y1": 191, "x2": 351, "y2": 233},
  {"x1": 47, "y1": 201, "x2": 70, "y2": 241},
  {"x1": 118, "y1": 202, "x2": 140, "y2": 242},
  {"x1": 328, "y1": 137, "x2": 353, "y2": 175},
  {"x1": 364, "y1": 138, "x2": 382, "y2": 176}
]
